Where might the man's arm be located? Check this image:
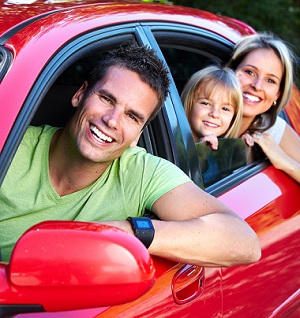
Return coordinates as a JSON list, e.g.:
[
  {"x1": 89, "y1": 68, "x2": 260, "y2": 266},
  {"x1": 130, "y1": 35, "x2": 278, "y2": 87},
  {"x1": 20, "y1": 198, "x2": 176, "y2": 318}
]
[{"x1": 104, "y1": 182, "x2": 261, "y2": 267}]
